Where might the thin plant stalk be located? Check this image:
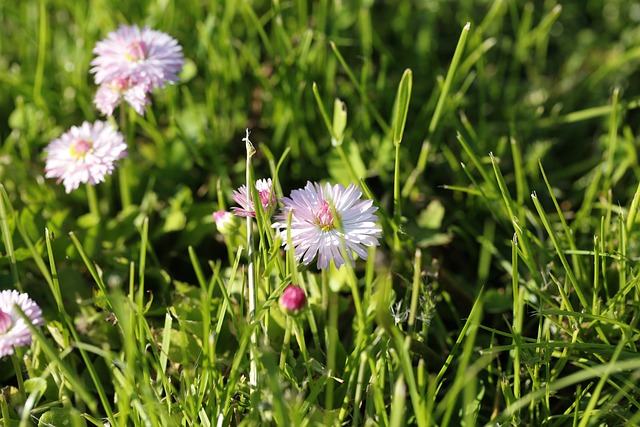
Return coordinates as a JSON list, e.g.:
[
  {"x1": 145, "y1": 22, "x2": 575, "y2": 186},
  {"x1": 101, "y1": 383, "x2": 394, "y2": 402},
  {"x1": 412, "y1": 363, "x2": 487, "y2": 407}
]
[
  {"x1": 86, "y1": 183, "x2": 100, "y2": 218},
  {"x1": 118, "y1": 105, "x2": 132, "y2": 209},
  {"x1": 243, "y1": 129, "x2": 258, "y2": 389}
]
